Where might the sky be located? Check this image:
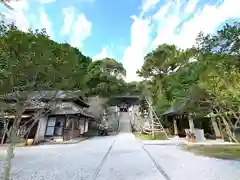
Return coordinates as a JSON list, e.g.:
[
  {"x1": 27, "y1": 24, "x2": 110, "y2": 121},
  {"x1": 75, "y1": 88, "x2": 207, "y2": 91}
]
[{"x1": 1, "y1": 0, "x2": 240, "y2": 82}]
